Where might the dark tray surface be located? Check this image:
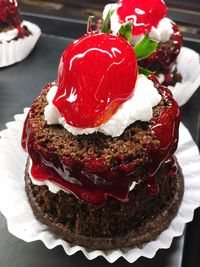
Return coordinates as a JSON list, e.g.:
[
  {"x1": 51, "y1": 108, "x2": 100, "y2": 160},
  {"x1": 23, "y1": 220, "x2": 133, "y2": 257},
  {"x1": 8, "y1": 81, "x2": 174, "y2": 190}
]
[
  {"x1": 0, "y1": 35, "x2": 71, "y2": 129},
  {"x1": 0, "y1": 14, "x2": 200, "y2": 267},
  {"x1": 0, "y1": 209, "x2": 185, "y2": 267}
]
